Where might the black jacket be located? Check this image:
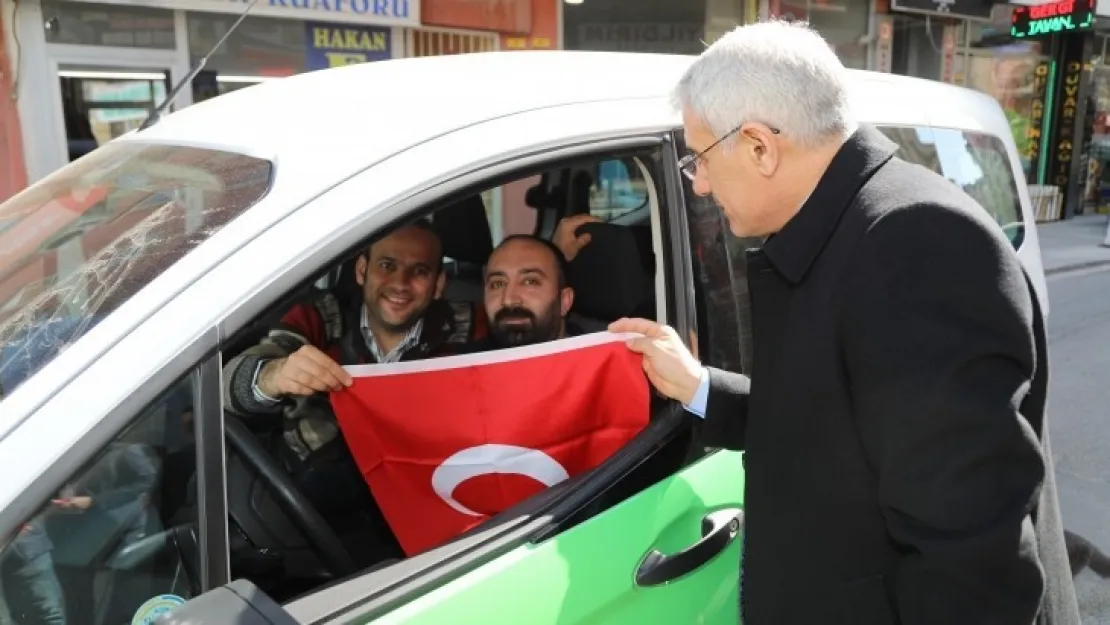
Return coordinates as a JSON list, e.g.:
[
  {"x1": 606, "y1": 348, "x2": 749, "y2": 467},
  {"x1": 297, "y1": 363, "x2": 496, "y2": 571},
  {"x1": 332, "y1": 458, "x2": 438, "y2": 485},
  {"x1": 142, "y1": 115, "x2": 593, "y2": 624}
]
[{"x1": 703, "y1": 126, "x2": 1079, "y2": 624}]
